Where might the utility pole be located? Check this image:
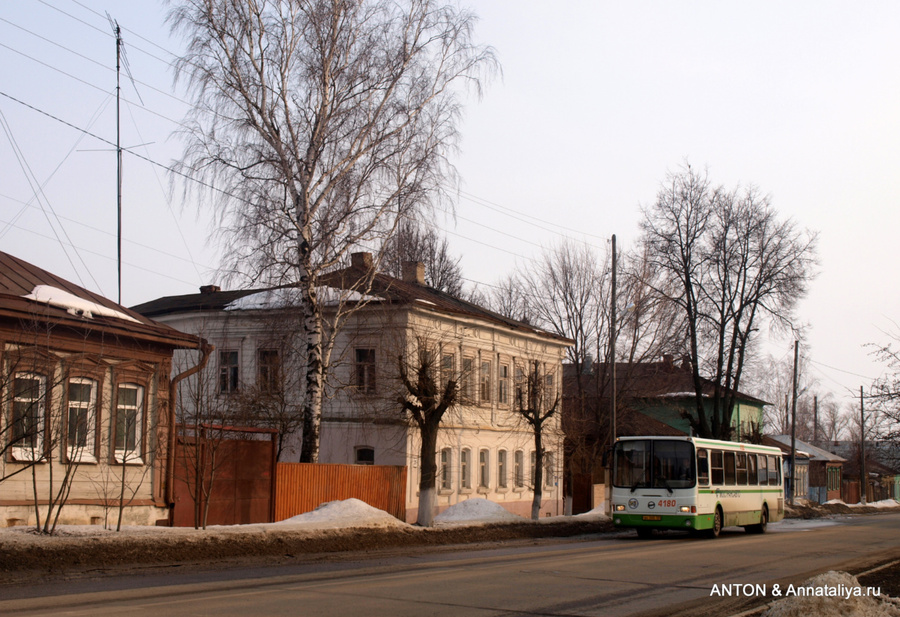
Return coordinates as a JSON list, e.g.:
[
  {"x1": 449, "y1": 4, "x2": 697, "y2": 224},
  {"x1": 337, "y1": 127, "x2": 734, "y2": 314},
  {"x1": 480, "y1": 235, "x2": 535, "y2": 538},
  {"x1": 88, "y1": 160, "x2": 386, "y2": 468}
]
[
  {"x1": 115, "y1": 22, "x2": 122, "y2": 305},
  {"x1": 609, "y1": 234, "x2": 617, "y2": 447},
  {"x1": 813, "y1": 395, "x2": 819, "y2": 443},
  {"x1": 860, "y1": 386, "x2": 867, "y2": 505},
  {"x1": 789, "y1": 340, "x2": 799, "y2": 505}
]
